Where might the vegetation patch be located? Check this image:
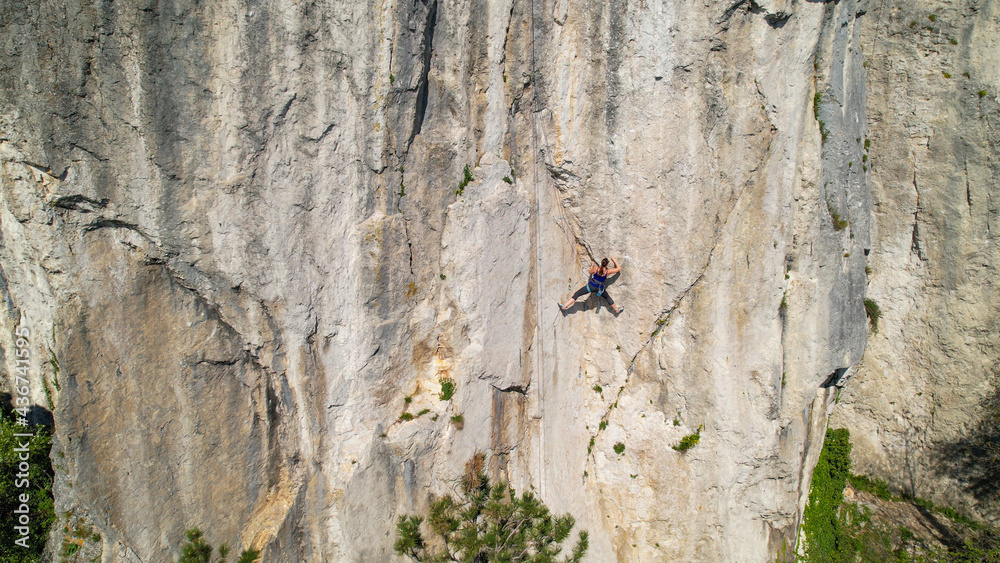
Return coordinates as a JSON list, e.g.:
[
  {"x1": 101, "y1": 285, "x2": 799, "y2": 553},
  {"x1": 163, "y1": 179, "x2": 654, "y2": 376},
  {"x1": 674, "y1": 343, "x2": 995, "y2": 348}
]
[
  {"x1": 801, "y1": 428, "x2": 853, "y2": 561},
  {"x1": 455, "y1": 165, "x2": 473, "y2": 196},
  {"x1": 827, "y1": 199, "x2": 849, "y2": 230},
  {"x1": 439, "y1": 378, "x2": 455, "y2": 401},
  {"x1": 394, "y1": 455, "x2": 588, "y2": 562},
  {"x1": 849, "y1": 473, "x2": 892, "y2": 501},
  {"x1": 673, "y1": 426, "x2": 702, "y2": 452},
  {"x1": 58, "y1": 512, "x2": 102, "y2": 562},
  {"x1": 864, "y1": 298, "x2": 882, "y2": 335},
  {"x1": 0, "y1": 408, "x2": 54, "y2": 562},
  {"x1": 179, "y1": 527, "x2": 260, "y2": 563},
  {"x1": 613, "y1": 442, "x2": 625, "y2": 455},
  {"x1": 802, "y1": 429, "x2": 1000, "y2": 562},
  {"x1": 814, "y1": 92, "x2": 830, "y2": 144}
]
